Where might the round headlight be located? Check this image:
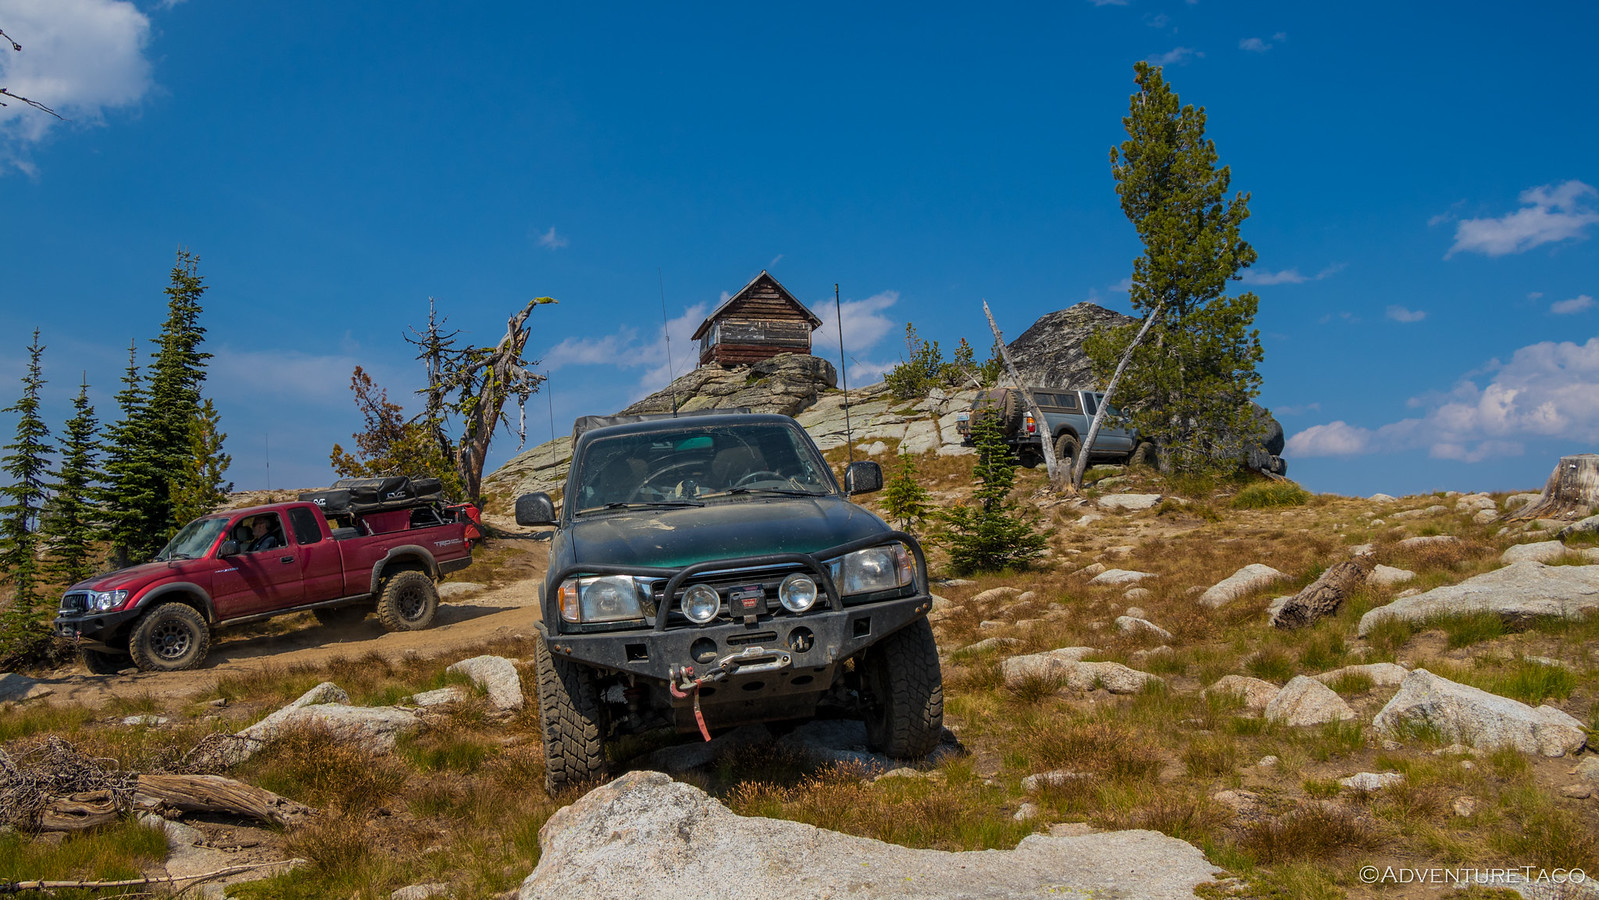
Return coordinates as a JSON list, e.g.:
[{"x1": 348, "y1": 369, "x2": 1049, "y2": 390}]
[
  {"x1": 778, "y1": 573, "x2": 818, "y2": 613},
  {"x1": 681, "y1": 584, "x2": 721, "y2": 624}
]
